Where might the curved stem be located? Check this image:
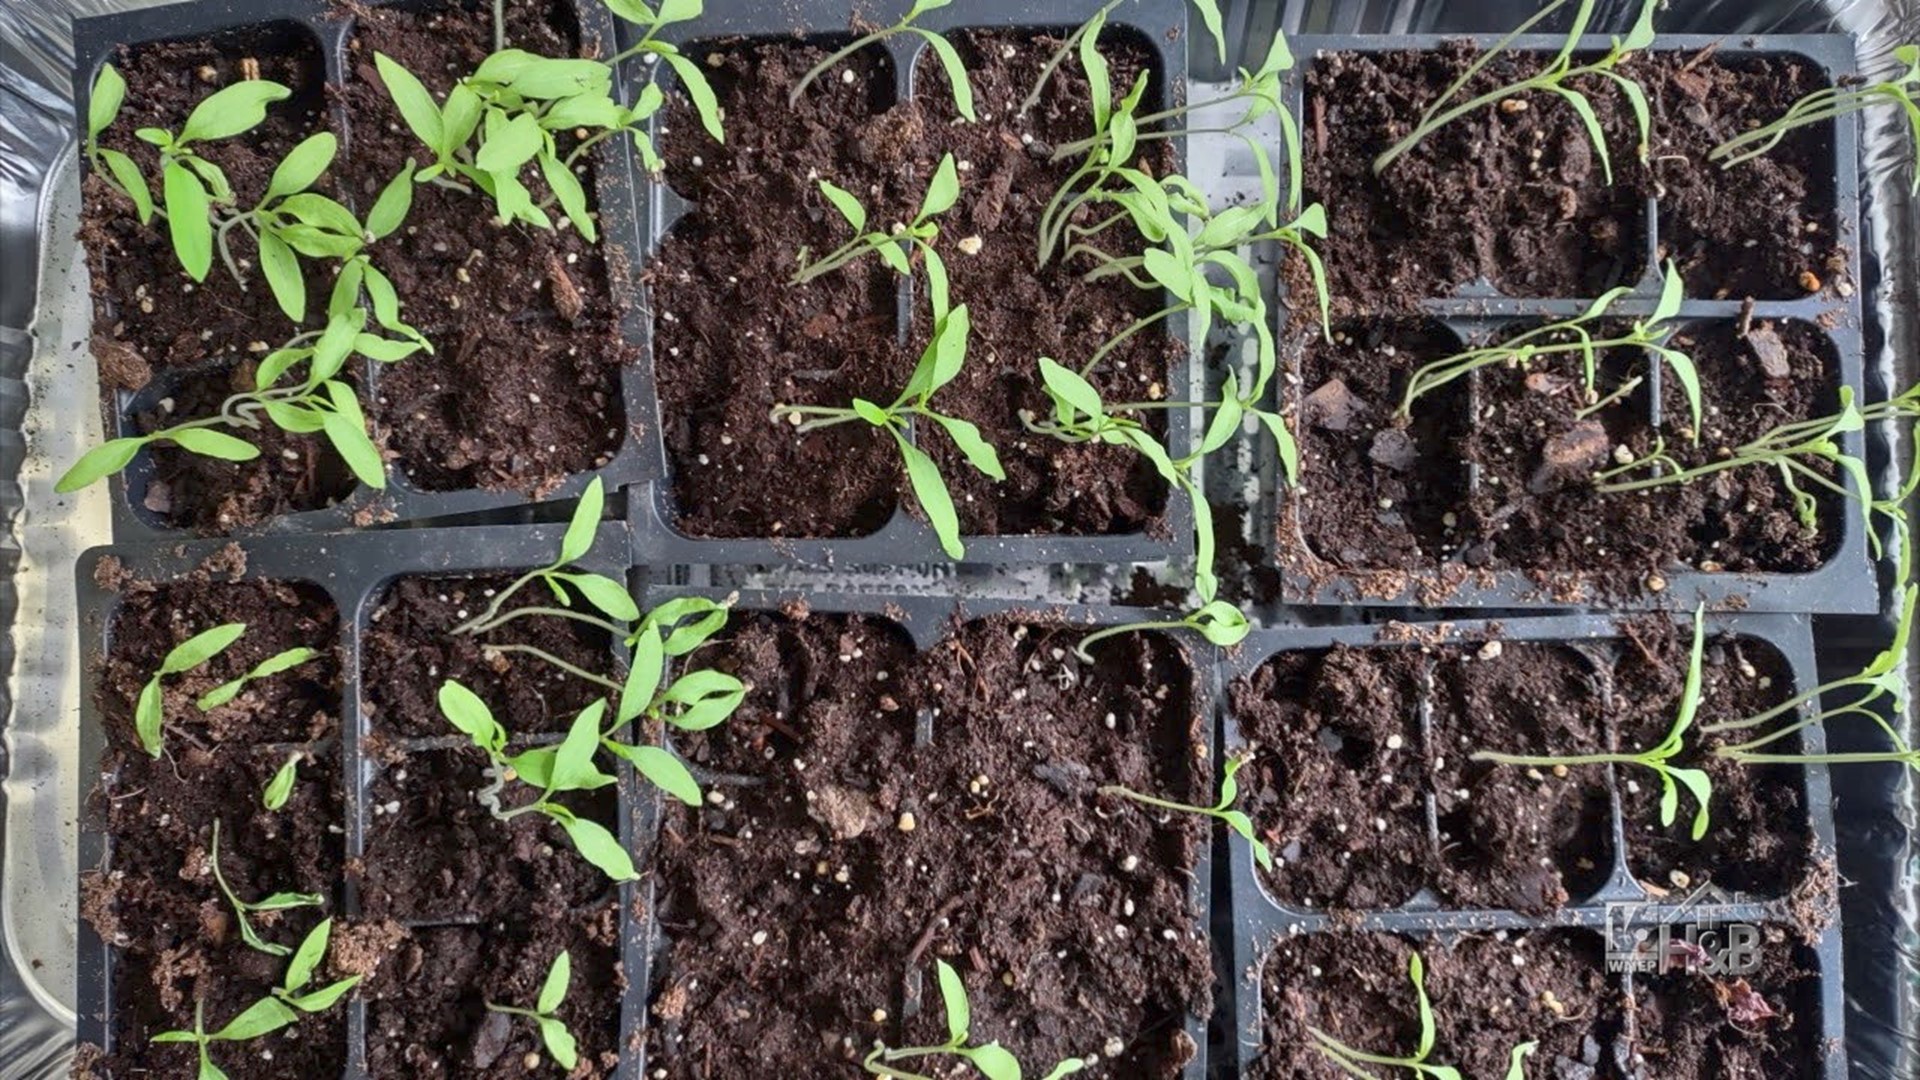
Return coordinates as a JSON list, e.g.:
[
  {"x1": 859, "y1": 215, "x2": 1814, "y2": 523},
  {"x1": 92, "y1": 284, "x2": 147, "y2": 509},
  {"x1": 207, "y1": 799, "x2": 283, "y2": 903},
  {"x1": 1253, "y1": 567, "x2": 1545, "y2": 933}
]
[
  {"x1": 1076, "y1": 619, "x2": 1186, "y2": 660},
  {"x1": 1099, "y1": 783, "x2": 1209, "y2": 816},
  {"x1": 1080, "y1": 304, "x2": 1183, "y2": 378},
  {"x1": 452, "y1": 572, "x2": 543, "y2": 636},
  {"x1": 1471, "y1": 750, "x2": 1640, "y2": 768},
  {"x1": 789, "y1": 29, "x2": 889, "y2": 106},
  {"x1": 463, "y1": 605, "x2": 628, "y2": 639},
  {"x1": 480, "y1": 644, "x2": 622, "y2": 692},
  {"x1": 215, "y1": 212, "x2": 256, "y2": 288}
]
